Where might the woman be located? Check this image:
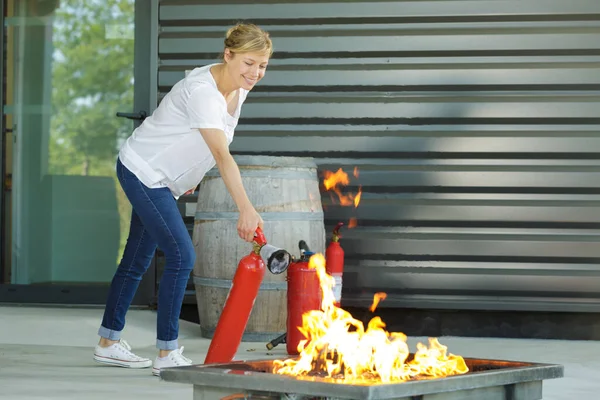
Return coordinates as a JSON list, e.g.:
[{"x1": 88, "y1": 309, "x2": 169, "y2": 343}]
[{"x1": 92, "y1": 23, "x2": 272, "y2": 376}]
